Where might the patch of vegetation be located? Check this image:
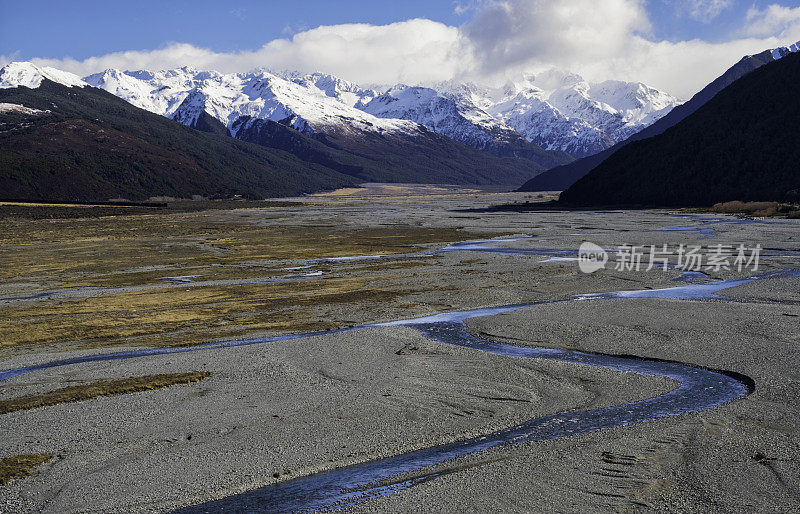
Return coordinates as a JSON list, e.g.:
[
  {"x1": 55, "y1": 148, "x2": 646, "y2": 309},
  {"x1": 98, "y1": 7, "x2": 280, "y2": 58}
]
[
  {"x1": 0, "y1": 372, "x2": 212, "y2": 415},
  {"x1": 0, "y1": 277, "x2": 413, "y2": 350},
  {"x1": 0, "y1": 218, "x2": 473, "y2": 283},
  {"x1": 0, "y1": 454, "x2": 51, "y2": 486},
  {"x1": 0, "y1": 213, "x2": 498, "y2": 353},
  {"x1": 710, "y1": 201, "x2": 800, "y2": 218},
  {"x1": 0, "y1": 200, "x2": 303, "y2": 220}
]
